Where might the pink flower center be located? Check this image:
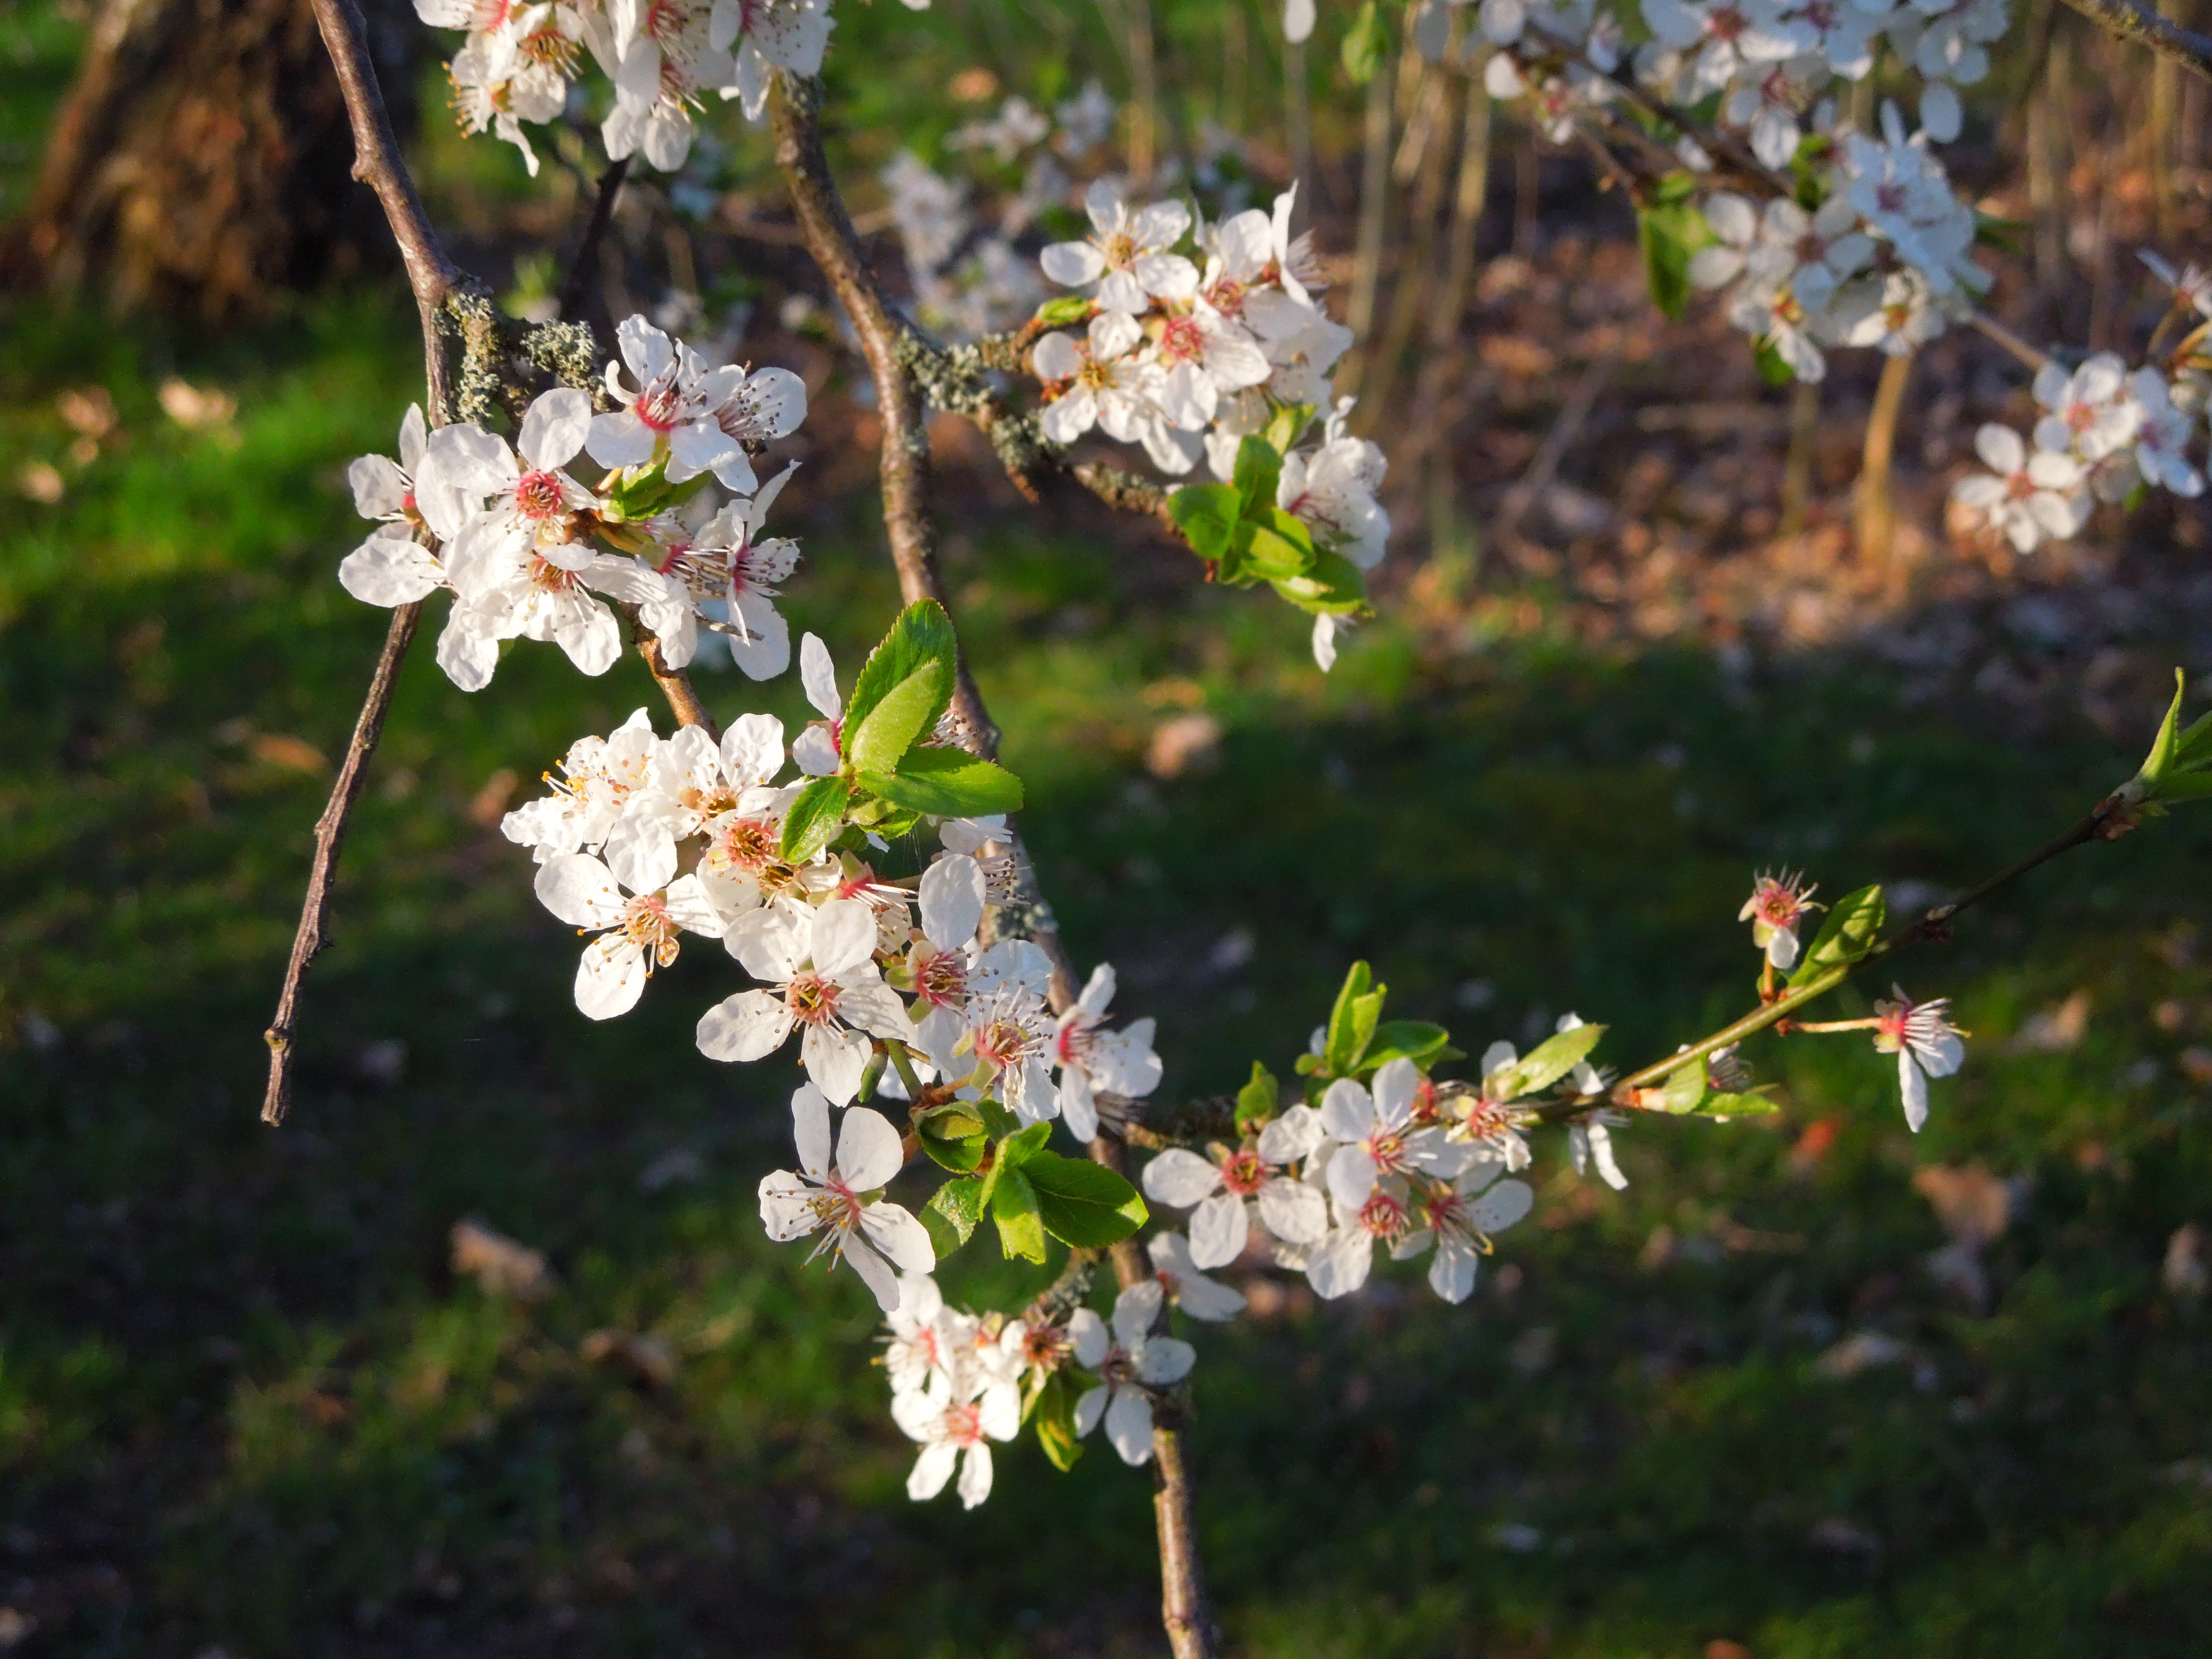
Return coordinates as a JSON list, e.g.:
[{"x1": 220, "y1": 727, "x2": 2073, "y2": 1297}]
[
  {"x1": 513, "y1": 469, "x2": 566, "y2": 521},
  {"x1": 1708, "y1": 5, "x2": 1747, "y2": 42},
  {"x1": 1219, "y1": 1150, "x2": 1267, "y2": 1197},
  {"x1": 635, "y1": 378, "x2": 683, "y2": 434},
  {"x1": 915, "y1": 948, "x2": 969, "y2": 1009},
  {"x1": 1158, "y1": 314, "x2": 1206, "y2": 365},
  {"x1": 786, "y1": 973, "x2": 841, "y2": 1026},
  {"x1": 1365, "y1": 1128, "x2": 1409, "y2": 1175},
  {"x1": 619, "y1": 894, "x2": 679, "y2": 965},
  {"x1": 974, "y1": 1018, "x2": 1031, "y2": 1069},
  {"x1": 527, "y1": 554, "x2": 581, "y2": 593},
  {"x1": 1358, "y1": 1189, "x2": 1407, "y2": 1238},
  {"x1": 944, "y1": 1402, "x2": 985, "y2": 1447},
  {"x1": 1875, "y1": 181, "x2": 1909, "y2": 215}
]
